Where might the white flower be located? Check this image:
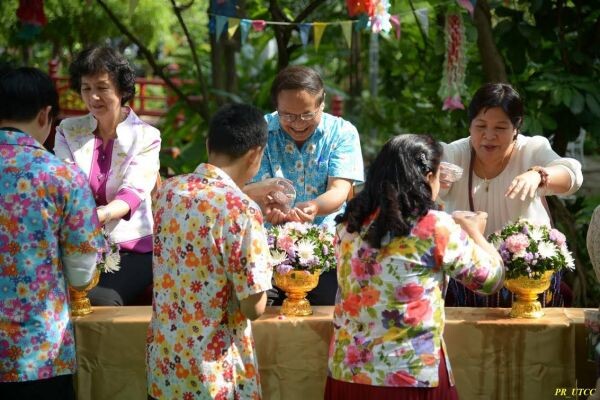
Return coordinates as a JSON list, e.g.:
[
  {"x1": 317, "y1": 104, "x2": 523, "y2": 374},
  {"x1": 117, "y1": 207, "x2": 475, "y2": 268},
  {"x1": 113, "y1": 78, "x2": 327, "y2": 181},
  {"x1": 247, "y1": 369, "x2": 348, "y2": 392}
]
[
  {"x1": 537, "y1": 241, "x2": 557, "y2": 259},
  {"x1": 491, "y1": 236, "x2": 503, "y2": 250},
  {"x1": 270, "y1": 249, "x2": 288, "y2": 266},
  {"x1": 562, "y1": 249, "x2": 575, "y2": 270},
  {"x1": 512, "y1": 249, "x2": 527, "y2": 261},
  {"x1": 529, "y1": 227, "x2": 544, "y2": 243},
  {"x1": 101, "y1": 251, "x2": 121, "y2": 273},
  {"x1": 296, "y1": 239, "x2": 316, "y2": 264}
]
